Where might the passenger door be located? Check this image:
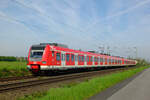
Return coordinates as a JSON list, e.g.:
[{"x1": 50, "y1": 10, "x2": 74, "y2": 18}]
[
  {"x1": 51, "y1": 51, "x2": 55, "y2": 65},
  {"x1": 56, "y1": 52, "x2": 61, "y2": 66},
  {"x1": 61, "y1": 53, "x2": 65, "y2": 67}
]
